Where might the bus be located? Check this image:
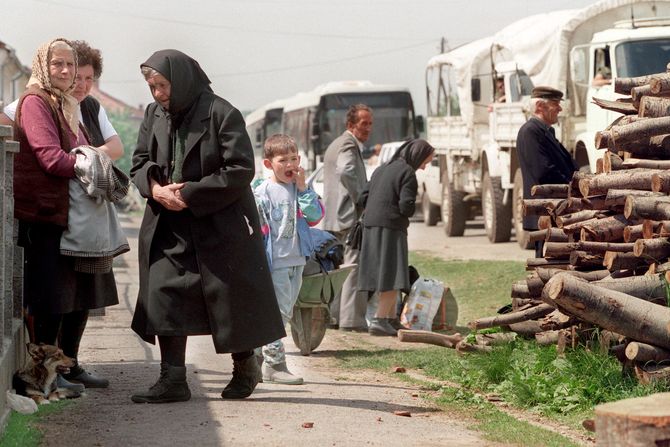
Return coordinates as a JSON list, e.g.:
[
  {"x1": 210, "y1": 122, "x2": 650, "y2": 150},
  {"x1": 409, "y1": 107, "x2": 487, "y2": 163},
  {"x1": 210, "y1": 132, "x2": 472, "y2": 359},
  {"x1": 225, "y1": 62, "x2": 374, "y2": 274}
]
[
  {"x1": 246, "y1": 80, "x2": 421, "y2": 177},
  {"x1": 245, "y1": 98, "x2": 286, "y2": 178}
]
